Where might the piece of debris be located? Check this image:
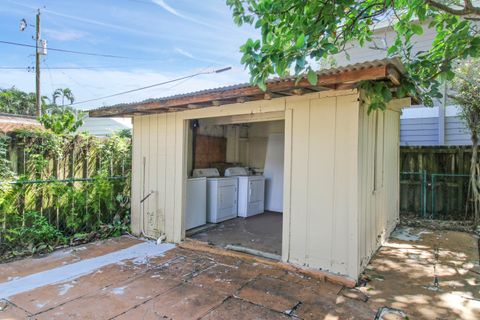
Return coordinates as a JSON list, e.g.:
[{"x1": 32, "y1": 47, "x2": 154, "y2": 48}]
[
  {"x1": 0, "y1": 300, "x2": 8, "y2": 312},
  {"x1": 225, "y1": 244, "x2": 281, "y2": 260},
  {"x1": 339, "y1": 287, "x2": 369, "y2": 302},
  {"x1": 358, "y1": 273, "x2": 371, "y2": 286},
  {"x1": 111, "y1": 286, "x2": 127, "y2": 295},
  {"x1": 284, "y1": 301, "x2": 302, "y2": 316},
  {"x1": 391, "y1": 227, "x2": 424, "y2": 241},
  {"x1": 58, "y1": 283, "x2": 75, "y2": 296},
  {"x1": 374, "y1": 306, "x2": 409, "y2": 320}
]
